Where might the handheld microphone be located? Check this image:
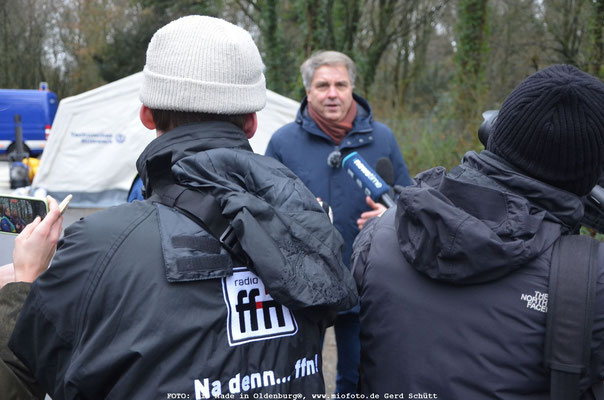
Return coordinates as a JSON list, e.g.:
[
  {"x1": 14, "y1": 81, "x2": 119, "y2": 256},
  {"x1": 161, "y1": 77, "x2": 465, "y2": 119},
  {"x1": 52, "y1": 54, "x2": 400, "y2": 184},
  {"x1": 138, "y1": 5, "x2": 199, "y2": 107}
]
[
  {"x1": 375, "y1": 157, "x2": 395, "y2": 186},
  {"x1": 376, "y1": 156, "x2": 404, "y2": 198},
  {"x1": 342, "y1": 152, "x2": 396, "y2": 208}
]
